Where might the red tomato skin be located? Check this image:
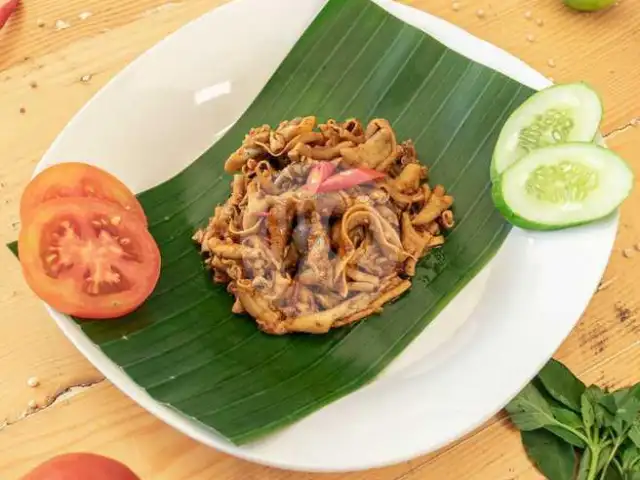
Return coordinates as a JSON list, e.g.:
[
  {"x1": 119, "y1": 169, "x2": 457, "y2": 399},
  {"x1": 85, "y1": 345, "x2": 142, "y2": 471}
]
[
  {"x1": 20, "y1": 162, "x2": 147, "y2": 226},
  {"x1": 21, "y1": 453, "x2": 140, "y2": 480}
]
